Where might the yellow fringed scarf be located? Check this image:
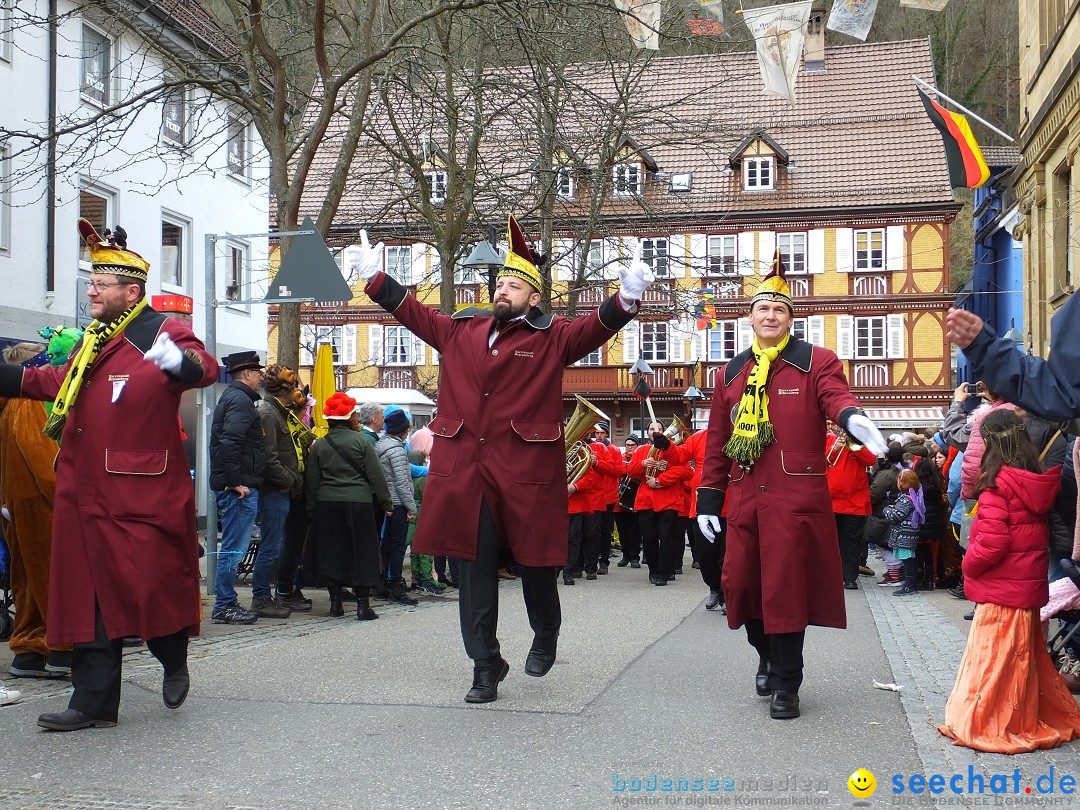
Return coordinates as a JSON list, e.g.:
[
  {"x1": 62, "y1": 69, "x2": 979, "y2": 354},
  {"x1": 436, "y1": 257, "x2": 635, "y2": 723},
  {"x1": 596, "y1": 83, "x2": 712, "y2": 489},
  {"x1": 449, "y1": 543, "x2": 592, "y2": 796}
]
[
  {"x1": 723, "y1": 333, "x2": 790, "y2": 466},
  {"x1": 42, "y1": 298, "x2": 148, "y2": 441}
]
